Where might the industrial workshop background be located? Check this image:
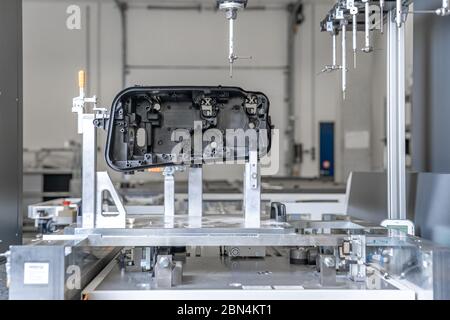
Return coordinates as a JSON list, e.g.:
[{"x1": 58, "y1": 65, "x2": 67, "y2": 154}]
[
  {"x1": 1, "y1": 0, "x2": 450, "y2": 302},
  {"x1": 21, "y1": 0, "x2": 417, "y2": 183}
]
